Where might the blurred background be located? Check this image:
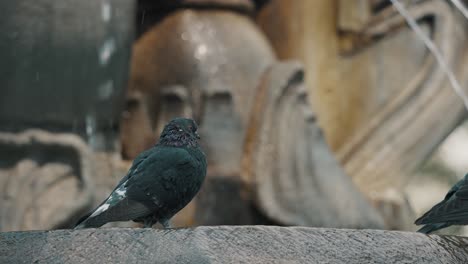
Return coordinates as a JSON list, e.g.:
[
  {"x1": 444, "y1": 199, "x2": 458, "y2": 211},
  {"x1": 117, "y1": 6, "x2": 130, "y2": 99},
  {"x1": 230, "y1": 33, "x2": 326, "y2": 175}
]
[{"x1": 1, "y1": 0, "x2": 468, "y2": 235}]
